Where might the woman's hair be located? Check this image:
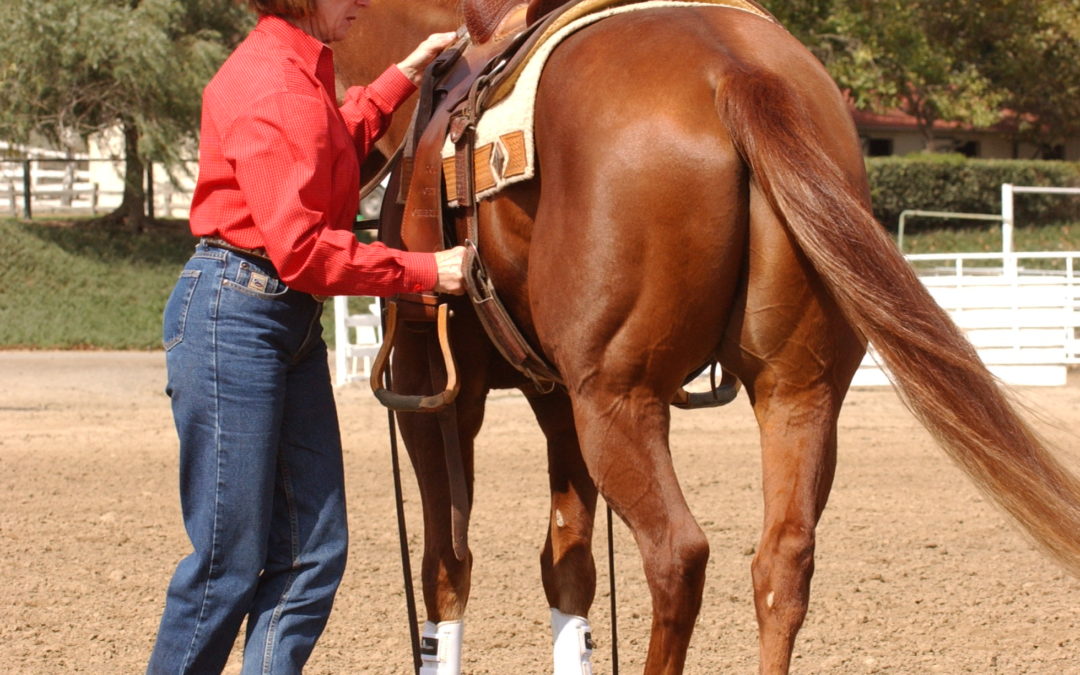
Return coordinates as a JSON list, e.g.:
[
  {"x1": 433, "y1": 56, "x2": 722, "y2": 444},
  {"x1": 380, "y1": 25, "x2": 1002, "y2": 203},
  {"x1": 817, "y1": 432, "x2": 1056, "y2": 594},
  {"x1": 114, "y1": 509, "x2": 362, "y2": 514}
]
[{"x1": 242, "y1": 0, "x2": 316, "y2": 19}]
